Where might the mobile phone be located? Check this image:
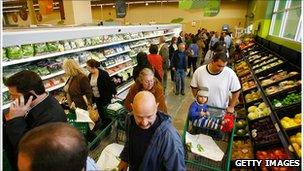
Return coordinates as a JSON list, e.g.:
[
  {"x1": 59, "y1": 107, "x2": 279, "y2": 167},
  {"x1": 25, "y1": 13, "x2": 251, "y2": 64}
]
[{"x1": 23, "y1": 92, "x2": 37, "y2": 103}]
